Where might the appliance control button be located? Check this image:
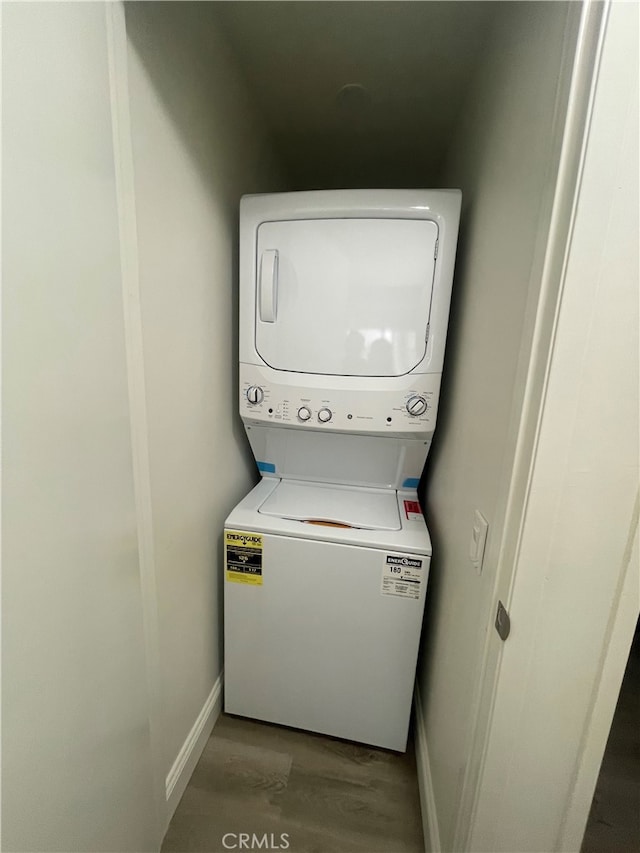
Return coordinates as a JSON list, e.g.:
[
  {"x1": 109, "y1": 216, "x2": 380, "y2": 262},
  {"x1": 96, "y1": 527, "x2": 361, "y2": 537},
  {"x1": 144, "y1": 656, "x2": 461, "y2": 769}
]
[
  {"x1": 406, "y1": 395, "x2": 428, "y2": 416},
  {"x1": 318, "y1": 407, "x2": 332, "y2": 423},
  {"x1": 297, "y1": 406, "x2": 312, "y2": 422},
  {"x1": 246, "y1": 385, "x2": 264, "y2": 405}
]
